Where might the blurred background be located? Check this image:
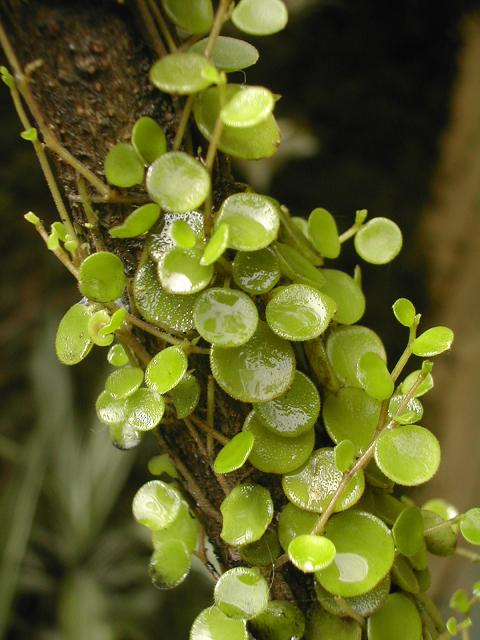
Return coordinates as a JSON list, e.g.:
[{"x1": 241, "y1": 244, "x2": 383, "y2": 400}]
[{"x1": 1, "y1": 0, "x2": 480, "y2": 637}]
